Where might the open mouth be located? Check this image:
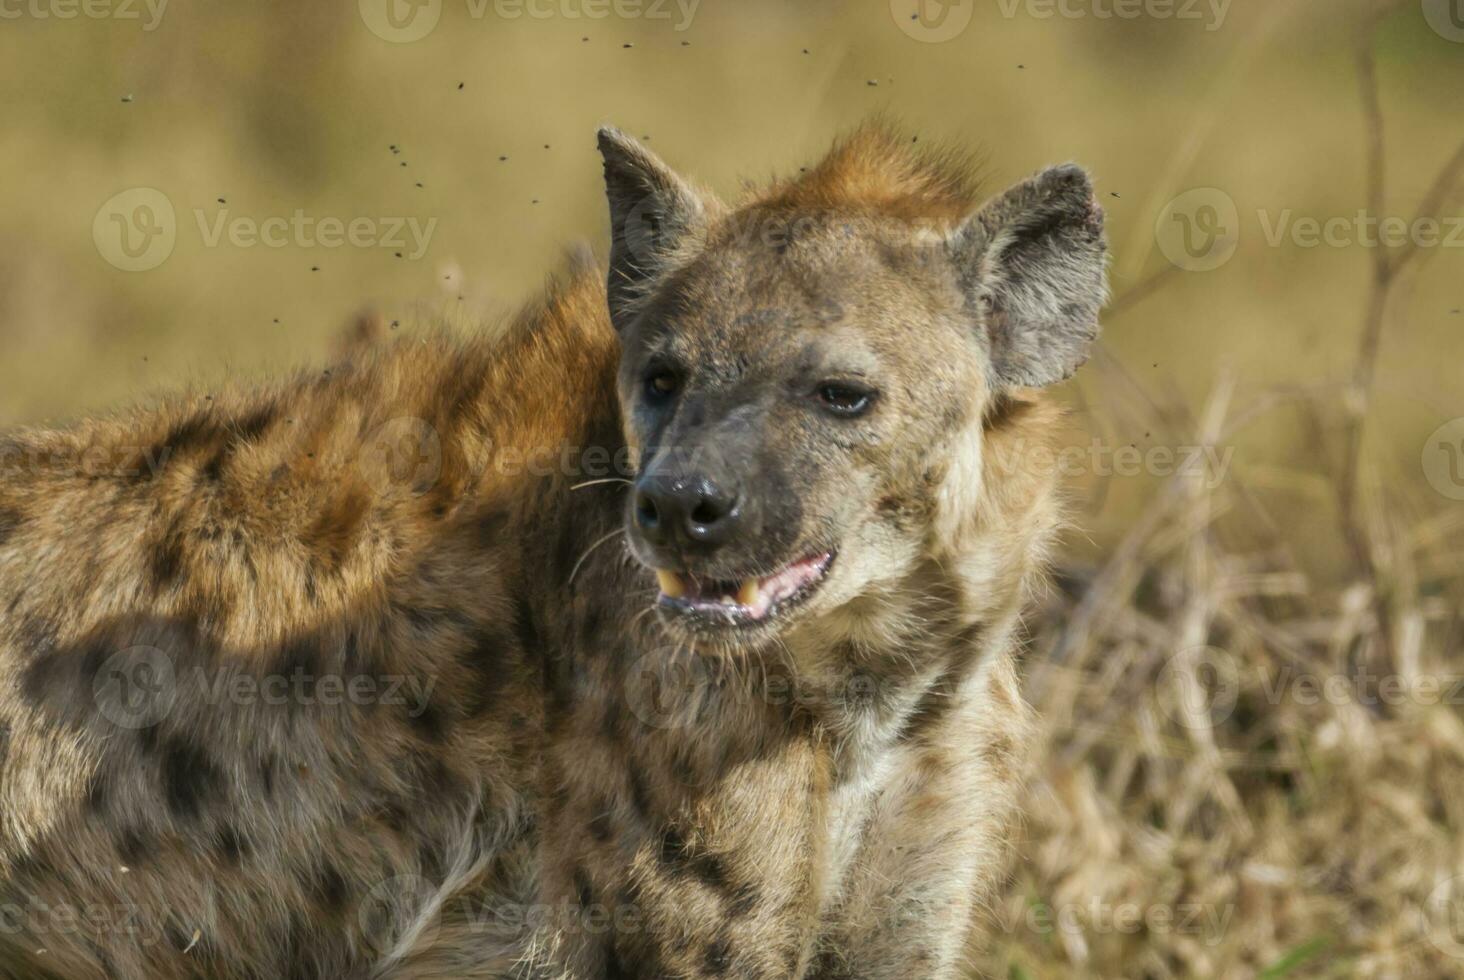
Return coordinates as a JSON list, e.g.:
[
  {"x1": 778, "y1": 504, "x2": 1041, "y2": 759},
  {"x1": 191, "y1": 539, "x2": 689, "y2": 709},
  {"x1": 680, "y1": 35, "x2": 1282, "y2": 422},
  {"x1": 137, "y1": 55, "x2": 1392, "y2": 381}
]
[{"x1": 653, "y1": 551, "x2": 835, "y2": 628}]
